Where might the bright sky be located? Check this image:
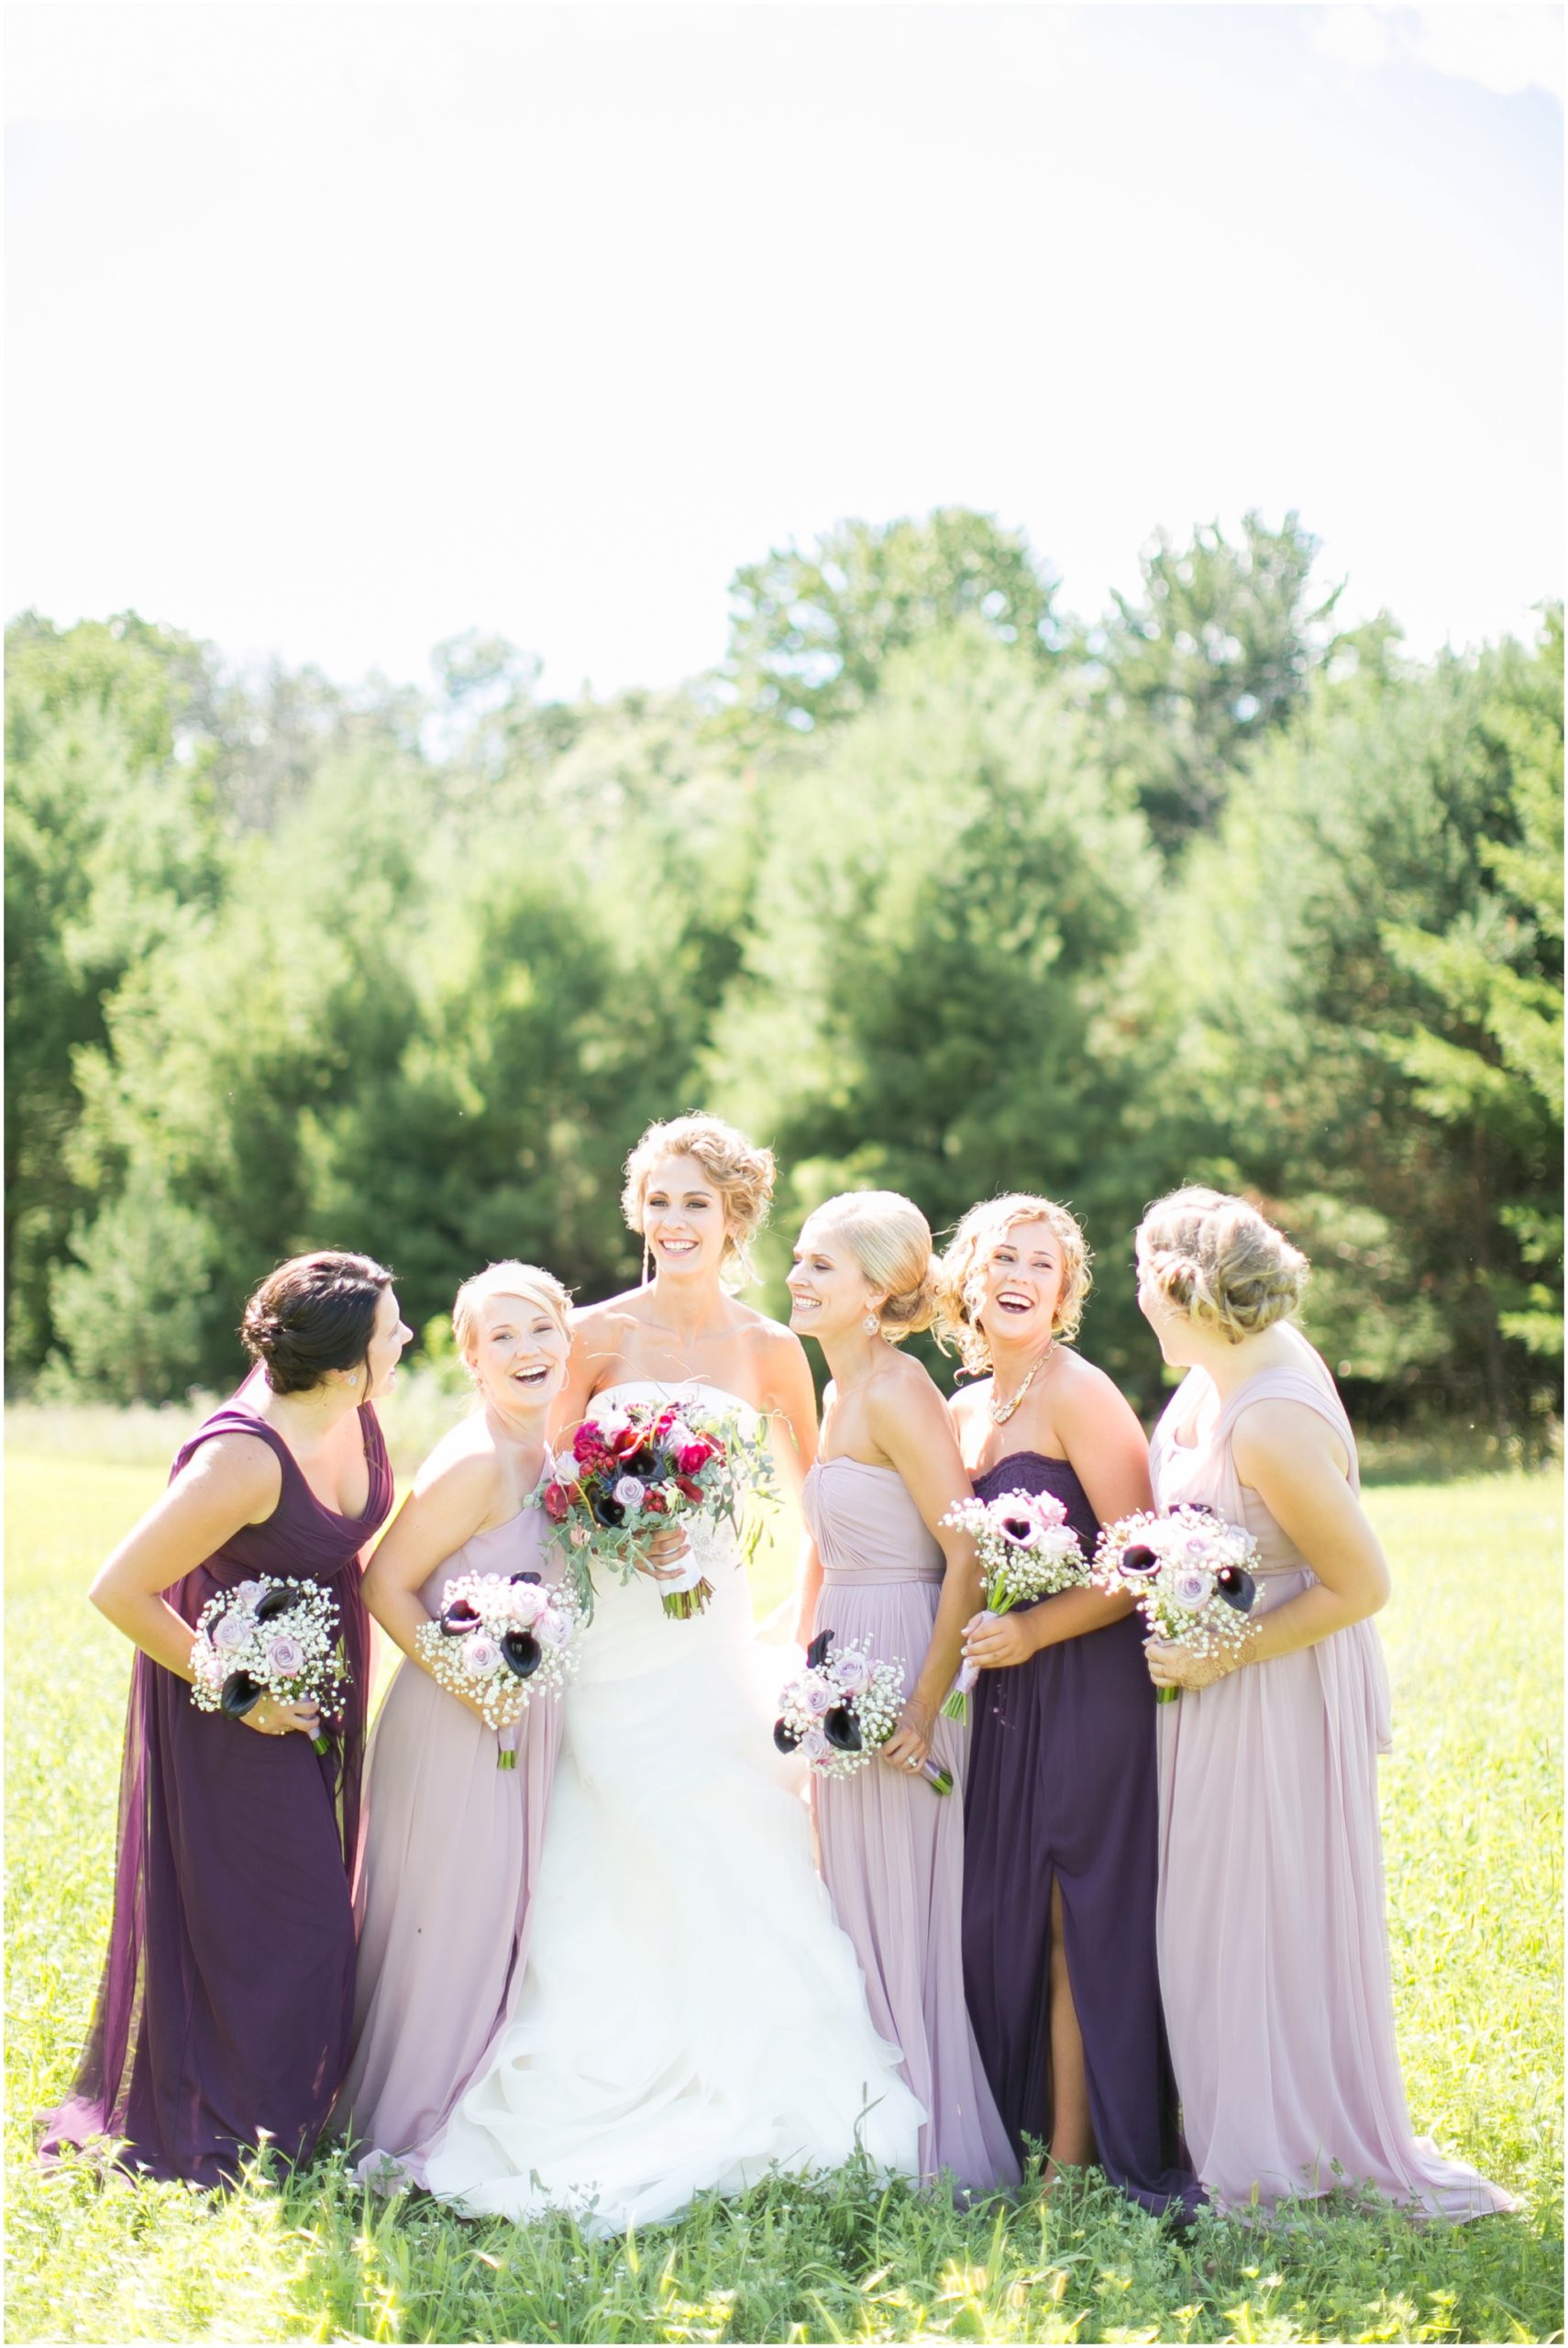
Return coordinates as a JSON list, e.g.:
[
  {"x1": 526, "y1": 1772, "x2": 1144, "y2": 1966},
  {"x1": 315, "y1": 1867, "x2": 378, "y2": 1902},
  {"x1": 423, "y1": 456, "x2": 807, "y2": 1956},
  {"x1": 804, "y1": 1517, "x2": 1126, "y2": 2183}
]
[{"x1": 6, "y1": 4, "x2": 1562, "y2": 700}]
